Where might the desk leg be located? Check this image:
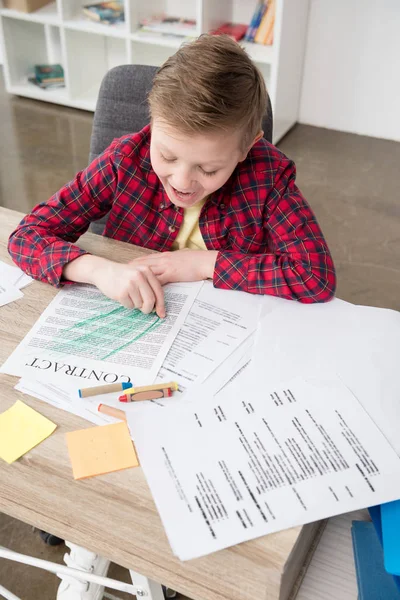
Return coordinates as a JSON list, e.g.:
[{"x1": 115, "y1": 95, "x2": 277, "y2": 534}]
[{"x1": 129, "y1": 569, "x2": 165, "y2": 600}]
